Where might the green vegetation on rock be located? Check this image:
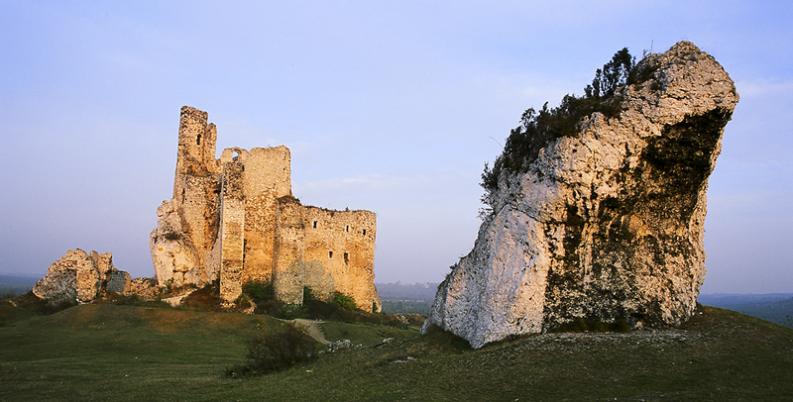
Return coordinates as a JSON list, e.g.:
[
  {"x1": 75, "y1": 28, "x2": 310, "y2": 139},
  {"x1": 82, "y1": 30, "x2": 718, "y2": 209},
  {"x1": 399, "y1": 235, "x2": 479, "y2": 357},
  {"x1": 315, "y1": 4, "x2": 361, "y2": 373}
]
[{"x1": 480, "y1": 47, "x2": 657, "y2": 214}]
